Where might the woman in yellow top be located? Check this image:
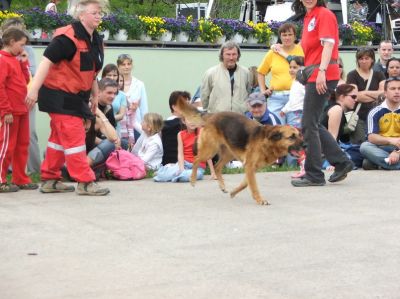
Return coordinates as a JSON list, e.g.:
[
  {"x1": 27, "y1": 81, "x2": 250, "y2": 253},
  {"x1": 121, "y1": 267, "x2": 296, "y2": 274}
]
[{"x1": 257, "y1": 23, "x2": 304, "y2": 124}]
